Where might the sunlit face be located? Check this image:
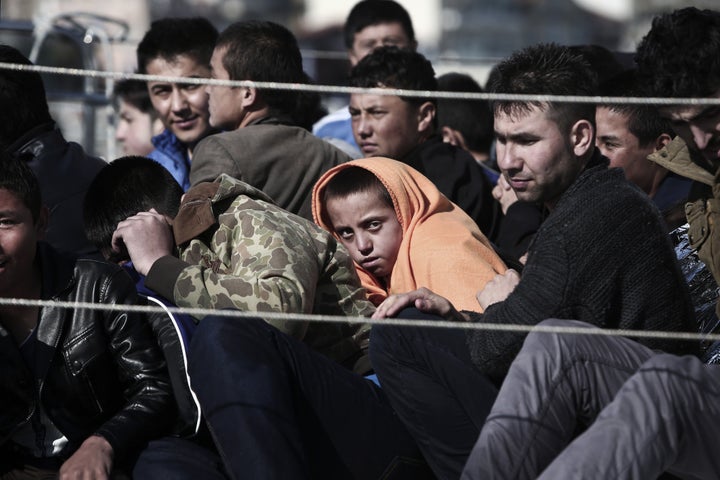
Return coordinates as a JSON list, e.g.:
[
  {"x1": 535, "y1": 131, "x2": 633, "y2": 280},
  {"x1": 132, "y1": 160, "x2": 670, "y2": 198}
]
[
  {"x1": 325, "y1": 190, "x2": 403, "y2": 280},
  {"x1": 207, "y1": 46, "x2": 248, "y2": 130},
  {"x1": 145, "y1": 54, "x2": 213, "y2": 147},
  {"x1": 495, "y1": 106, "x2": 583, "y2": 209},
  {"x1": 350, "y1": 93, "x2": 431, "y2": 159},
  {"x1": 596, "y1": 107, "x2": 656, "y2": 193},
  {"x1": 349, "y1": 22, "x2": 415, "y2": 66},
  {"x1": 0, "y1": 189, "x2": 44, "y2": 298},
  {"x1": 115, "y1": 99, "x2": 155, "y2": 156},
  {"x1": 659, "y1": 90, "x2": 720, "y2": 168}
]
